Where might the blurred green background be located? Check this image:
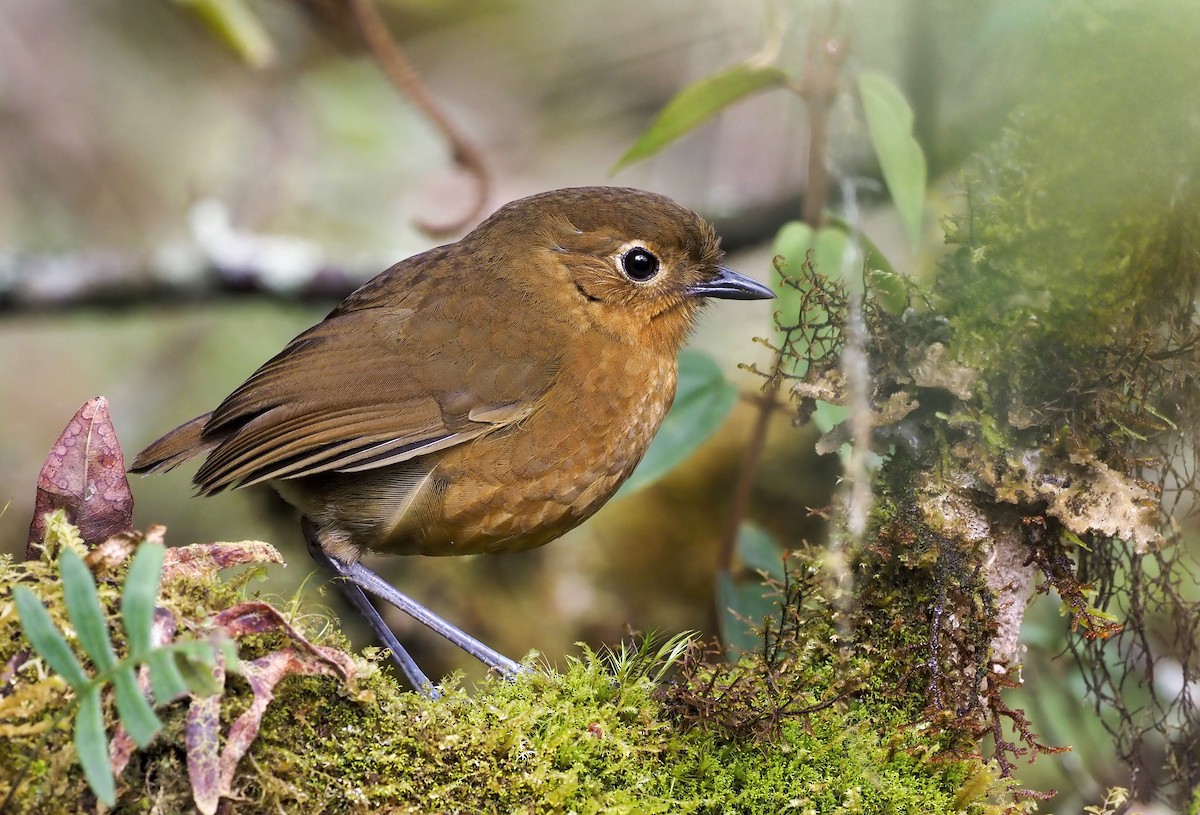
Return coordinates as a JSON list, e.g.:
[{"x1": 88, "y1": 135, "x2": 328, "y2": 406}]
[{"x1": 3, "y1": 0, "x2": 1195, "y2": 808}]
